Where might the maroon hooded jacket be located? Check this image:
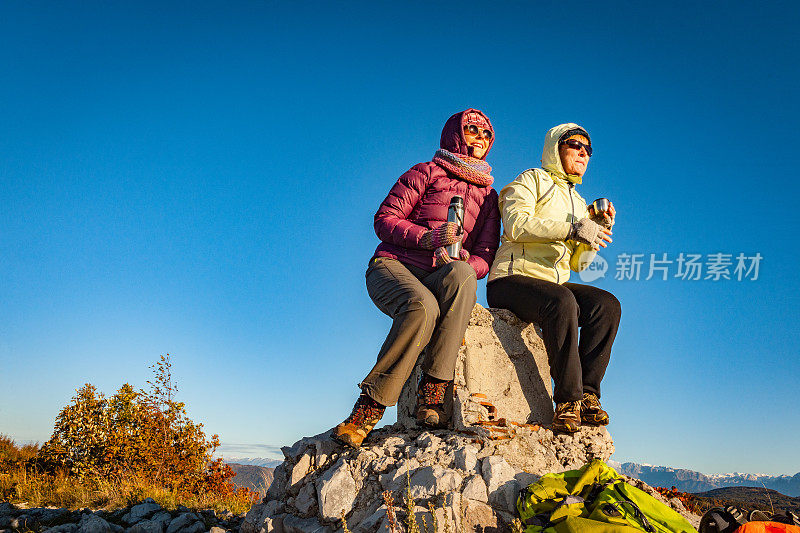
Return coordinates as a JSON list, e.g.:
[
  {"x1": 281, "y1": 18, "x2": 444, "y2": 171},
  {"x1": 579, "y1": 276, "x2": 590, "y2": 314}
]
[{"x1": 371, "y1": 109, "x2": 500, "y2": 279}]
